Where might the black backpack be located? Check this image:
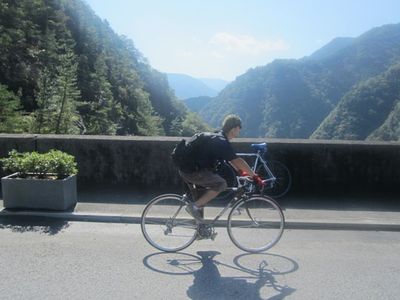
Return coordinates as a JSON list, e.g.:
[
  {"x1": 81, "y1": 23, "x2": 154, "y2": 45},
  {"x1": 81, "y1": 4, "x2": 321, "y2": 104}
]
[{"x1": 171, "y1": 132, "x2": 215, "y2": 173}]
